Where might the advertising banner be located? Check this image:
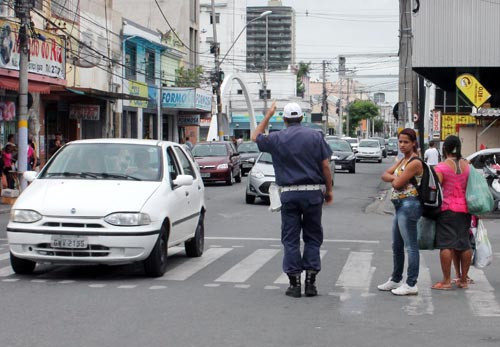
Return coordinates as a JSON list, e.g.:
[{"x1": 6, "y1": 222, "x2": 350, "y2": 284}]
[
  {"x1": 129, "y1": 81, "x2": 148, "y2": 108},
  {"x1": 441, "y1": 114, "x2": 477, "y2": 140},
  {"x1": 456, "y1": 74, "x2": 491, "y2": 108},
  {"x1": 0, "y1": 19, "x2": 66, "y2": 79},
  {"x1": 178, "y1": 114, "x2": 200, "y2": 126},
  {"x1": 162, "y1": 88, "x2": 212, "y2": 111},
  {"x1": 69, "y1": 104, "x2": 100, "y2": 120}
]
